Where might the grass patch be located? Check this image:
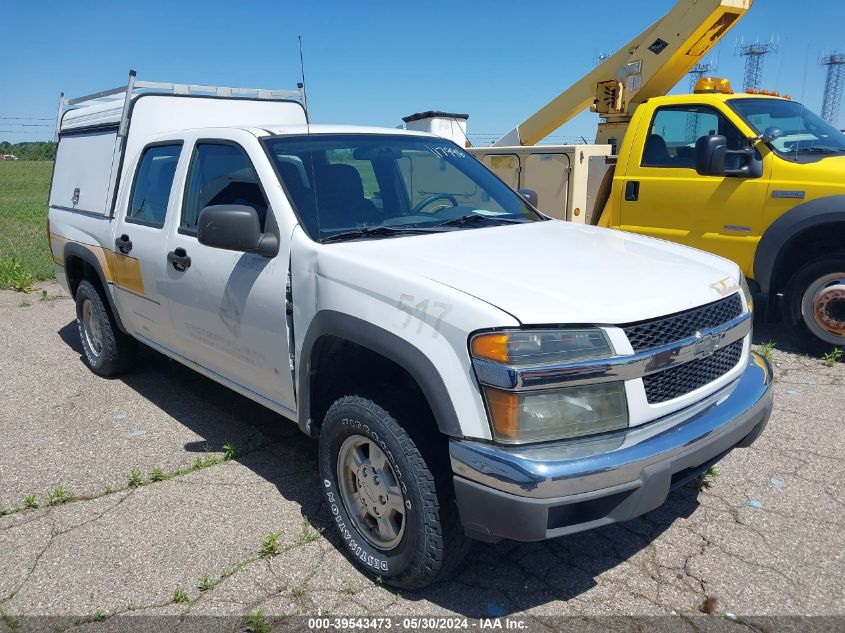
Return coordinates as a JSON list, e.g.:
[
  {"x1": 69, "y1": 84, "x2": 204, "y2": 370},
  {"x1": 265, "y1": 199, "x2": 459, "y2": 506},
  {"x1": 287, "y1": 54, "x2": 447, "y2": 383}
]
[
  {"x1": 149, "y1": 466, "x2": 166, "y2": 482},
  {"x1": 45, "y1": 487, "x2": 74, "y2": 506},
  {"x1": 0, "y1": 161, "x2": 54, "y2": 288},
  {"x1": 24, "y1": 494, "x2": 38, "y2": 509},
  {"x1": 1, "y1": 256, "x2": 36, "y2": 292},
  {"x1": 697, "y1": 466, "x2": 719, "y2": 491},
  {"x1": 127, "y1": 469, "x2": 143, "y2": 488},
  {"x1": 758, "y1": 341, "x2": 775, "y2": 363},
  {"x1": 223, "y1": 443, "x2": 238, "y2": 461},
  {"x1": 172, "y1": 587, "x2": 189, "y2": 604},
  {"x1": 260, "y1": 531, "x2": 283, "y2": 558},
  {"x1": 822, "y1": 347, "x2": 842, "y2": 367},
  {"x1": 198, "y1": 575, "x2": 215, "y2": 592},
  {"x1": 245, "y1": 609, "x2": 271, "y2": 633}
]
